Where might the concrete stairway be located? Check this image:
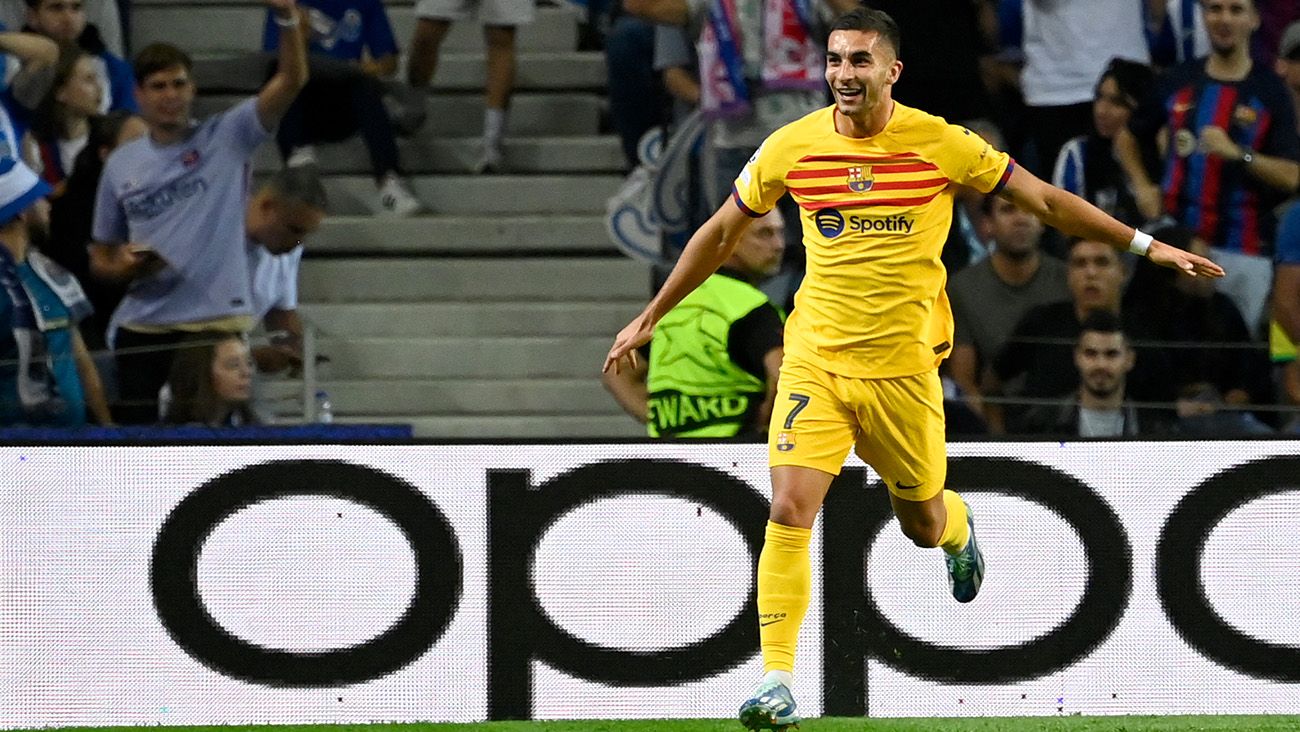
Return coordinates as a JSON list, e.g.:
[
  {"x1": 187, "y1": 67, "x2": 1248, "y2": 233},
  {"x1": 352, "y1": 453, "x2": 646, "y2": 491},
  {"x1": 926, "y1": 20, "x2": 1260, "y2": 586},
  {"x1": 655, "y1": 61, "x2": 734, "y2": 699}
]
[{"x1": 134, "y1": 0, "x2": 649, "y2": 437}]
